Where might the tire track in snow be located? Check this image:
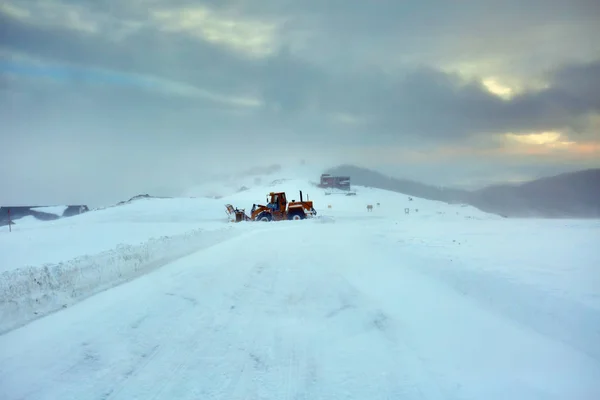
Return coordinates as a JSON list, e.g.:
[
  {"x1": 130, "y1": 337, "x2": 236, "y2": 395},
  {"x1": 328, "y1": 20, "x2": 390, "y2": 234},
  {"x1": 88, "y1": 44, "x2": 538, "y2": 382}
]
[
  {"x1": 98, "y1": 227, "x2": 302, "y2": 399},
  {"x1": 100, "y1": 302, "x2": 213, "y2": 399},
  {"x1": 378, "y1": 229, "x2": 600, "y2": 364},
  {"x1": 99, "y1": 227, "x2": 300, "y2": 400},
  {"x1": 258, "y1": 232, "x2": 446, "y2": 400},
  {"x1": 296, "y1": 225, "x2": 451, "y2": 398},
  {"x1": 415, "y1": 259, "x2": 600, "y2": 362},
  {"x1": 214, "y1": 261, "x2": 269, "y2": 400},
  {"x1": 102, "y1": 259, "x2": 268, "y2": 399},
  {"x1": 324, "y1": 271, "x2": 449, "y2": 399},
  {"x1": 83, "y1": 249, "x2": 235, "y2": 400},
  {"x1": 275, "y1": 256, "x2": 324, "y2": 400}
]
